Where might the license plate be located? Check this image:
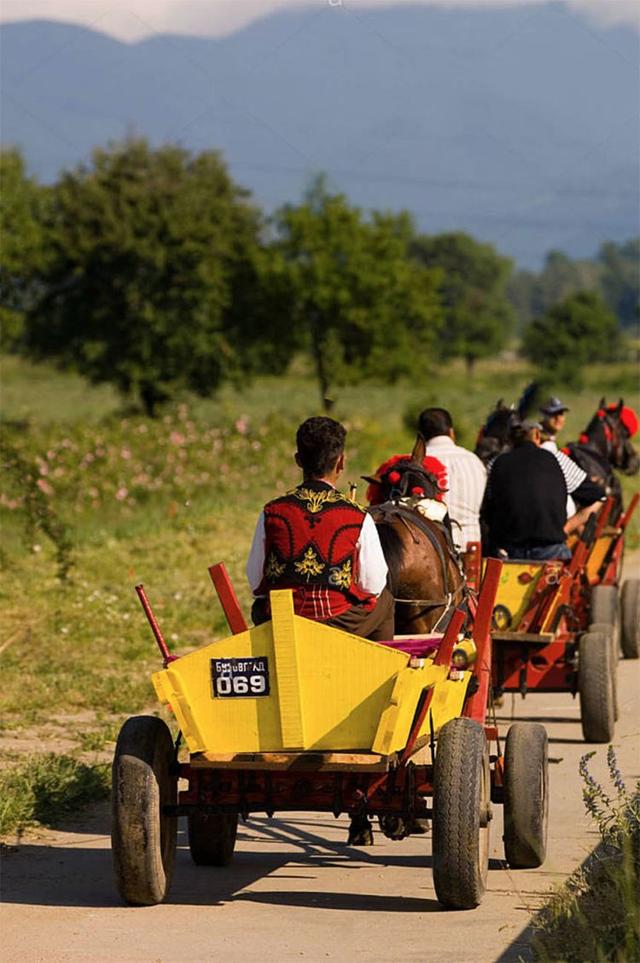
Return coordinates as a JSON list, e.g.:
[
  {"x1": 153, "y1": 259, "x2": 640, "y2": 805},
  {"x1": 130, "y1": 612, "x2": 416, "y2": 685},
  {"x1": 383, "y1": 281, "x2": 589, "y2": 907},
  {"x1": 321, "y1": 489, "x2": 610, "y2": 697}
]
[{"x1": 211, "y1": 656, "x2": 270, "y2": 698}]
